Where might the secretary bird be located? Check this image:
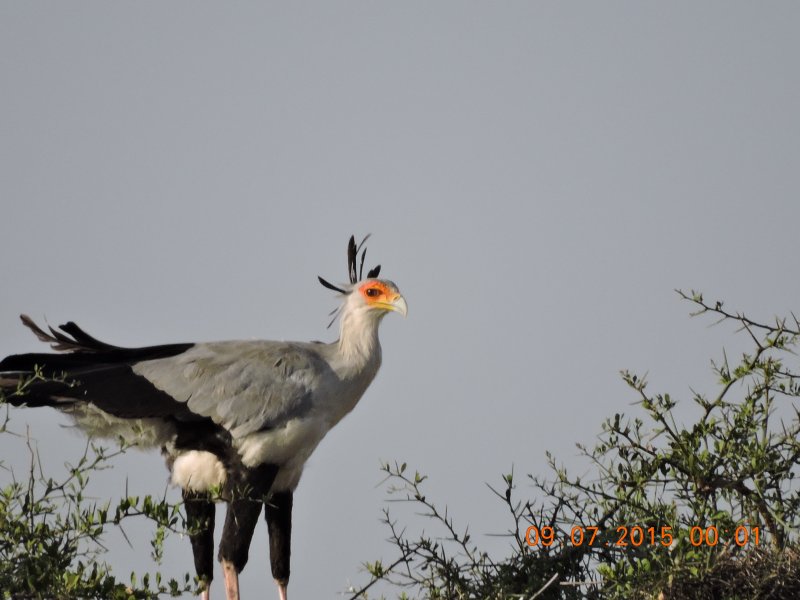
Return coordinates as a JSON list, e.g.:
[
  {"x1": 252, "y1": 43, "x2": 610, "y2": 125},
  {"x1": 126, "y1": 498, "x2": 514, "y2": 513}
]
[{"x1": 0, "y1": 235, "x2": 406, "y2": 600}]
